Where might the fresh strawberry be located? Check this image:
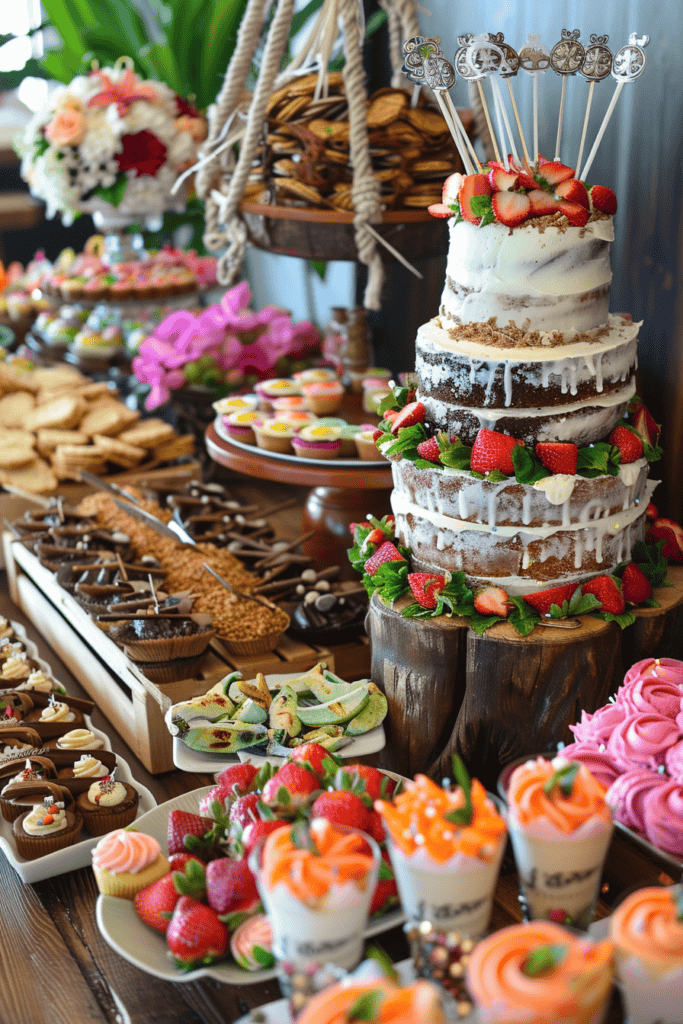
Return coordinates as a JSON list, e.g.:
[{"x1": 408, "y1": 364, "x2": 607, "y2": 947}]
[
  {"x1": 390, "y1": 400, "x2": 425, "y2": 434},
  {"x1": 428, "y1": 203, "x2": 452, "y2": 218},
  {"x1": 442, "y1": 172, "x2": 465, "y2": 206},
  {"x1": 523, "y1": 583, "x2": 578, "y2": 616},
  {"x1": 169, "y1": 852, "x2": 206, "y2": 873},
  {"x1": 241, "y1": 819, "x2": 287, "y2": 858},
  {"x1": 166, "y1": 896, "x2": 228, "y2": 971},
  {"x1": 537, "y1": 154, "x2": 552, "y2": 166},
  {"x1": 559, "y1": 200, "x2": 589, "y2": 227},
  {"x1": 648, "y1": 519, "x2": 683, "y2": 563},
  {"x1": 527, "y1": 189, "x2": 561, "y2": 216},
  {"x1": 407, "y1": 571, "x2": 447, "y2": 609},
  {"x1": 459, "y1": 172, "x2": 493, "y2": 224},
  {"x1": 215, "y1": 763, "x2": 258, "y2": 796},
  {"x1": 473, "y1": 586, "x2": 512, "y2": 617},
  {"x1": 229, "y1": 791, "x2": 262, "y2": 831},
  {"x1": 609, "y1": 425, "x2": 643, "y2": 464},
  {"x1": 621, "y1": 563, "x2": 653, "y2": 604},
  {"x1": 262, "y1": 761, "x2": 320, "y2": 809},
  {"x1": 515, "y1": 170, "x2": 538, "y2": 190},
  {"x1": 205, "y1": 857, "x2": 260, "y2": 916},
  {"x1": 167, "y1": 810, "x2": 215, "y2": 856},
  {"x1": 555, "y1": 178, "x2": 589, "y2": 209},
  {"x1": 416, "y1": 436, "x2": 441, "y2": 462},
  {"x1": 536, "y1": 442, "x2": 578, "y2": 475},
  {"x1": 492, "y1": 190, "x2": 531, "y2": 227},
  {"x1": 311, "y1": 789, "x2": 372, "y2": 833},
  {"x1": 383, "y1": 409, "x2": 399, "y2": 423},
  {"x1": 582, "y1": 575, "x2": 626, "y2": 615},
  {"x1": 361, "y1": 528, "x2": 386, "y2": 552},
  {"x1": 346, "y1": 764, "x2": 396, "y2": 803},
  {"x1": 488, "y1": 167, "x2": 519, "y2": 191},
  {"x1": 629, "y1": 400, "x2": 661, "y2": 448},
  {"x1": 370, "y1": 429, "x2": 383, "y2": 444},
  {"x1": 370, "y1": 851, "x2": 399, "y2": 915},
  {"x1": 364, "y1": 541, "x2": 406, "y2": 576},
  {"x1": 135, "y1": 874, "x2": 180, "y2": 934},
  {"x1": 365, "y1": 808, "x2": 386, "y2": 844},
  {"x1": 590, "y1": 185, "x2": 617, "y2": 214},
  {"x1": 646, "y1": 502, "x2": 659, "y2": 520},
  {"x1": 537, "y1": 161, "x2": 575, "y2": 187},
  {"x1": 289, "y1": 741, "x2": 341, "y2": 780},
  {"x1": 470, "y1": 428, "x2": 523, "y2": 475}
]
